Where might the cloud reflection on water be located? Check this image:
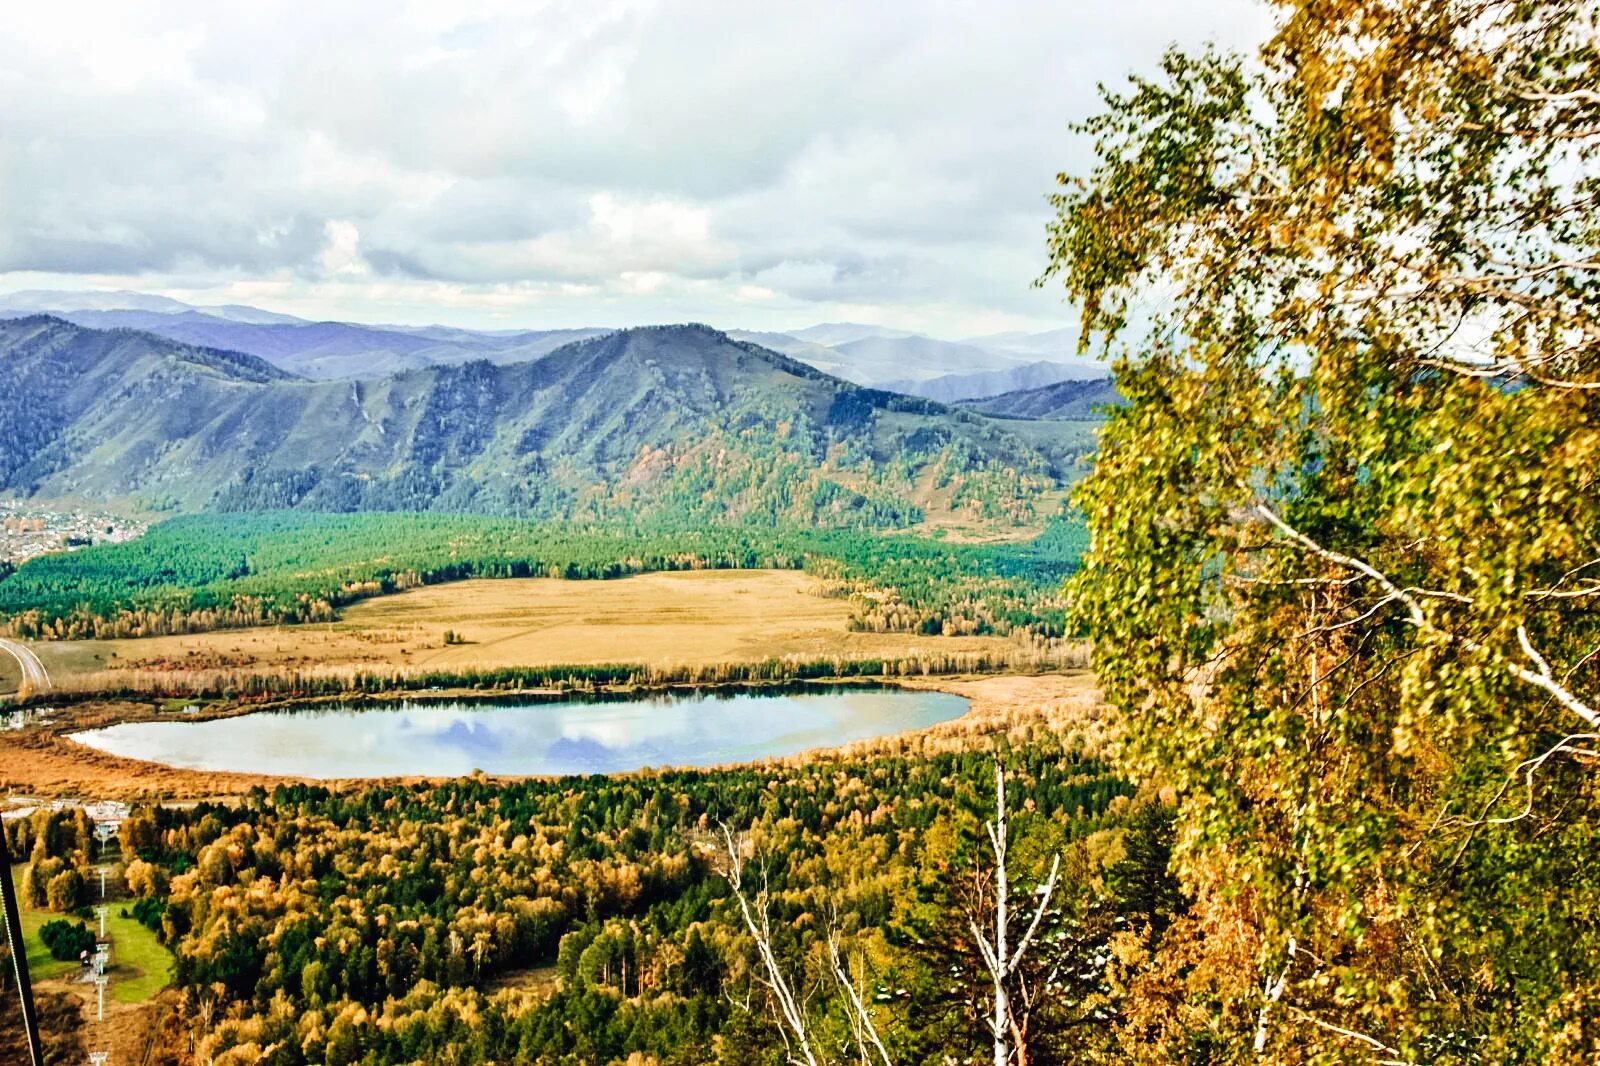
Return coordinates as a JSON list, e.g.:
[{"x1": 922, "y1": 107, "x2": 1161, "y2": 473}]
[{"x1": 72, "y1": 688, "x2": 969, "y2": 778}]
